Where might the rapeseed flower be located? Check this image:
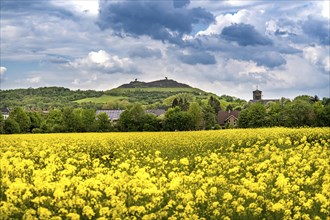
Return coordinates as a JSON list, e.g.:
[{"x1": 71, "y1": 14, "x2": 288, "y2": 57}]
[{"x1": 0, "y1": 128, "x2": 329, "y2": 219}]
